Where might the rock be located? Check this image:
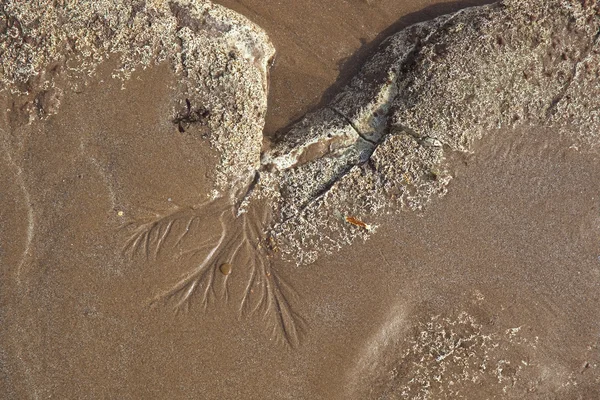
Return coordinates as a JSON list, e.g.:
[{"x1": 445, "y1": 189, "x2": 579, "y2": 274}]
[
  {"x1": 0, "y1": 0, "x2": 274, "y2": 192},
  {"x1": 262, "y1": 0, "x2": 600, "y2": 264},
  {"x1": 390, "y1": 0, "x2": 600, "y2": 151}
]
